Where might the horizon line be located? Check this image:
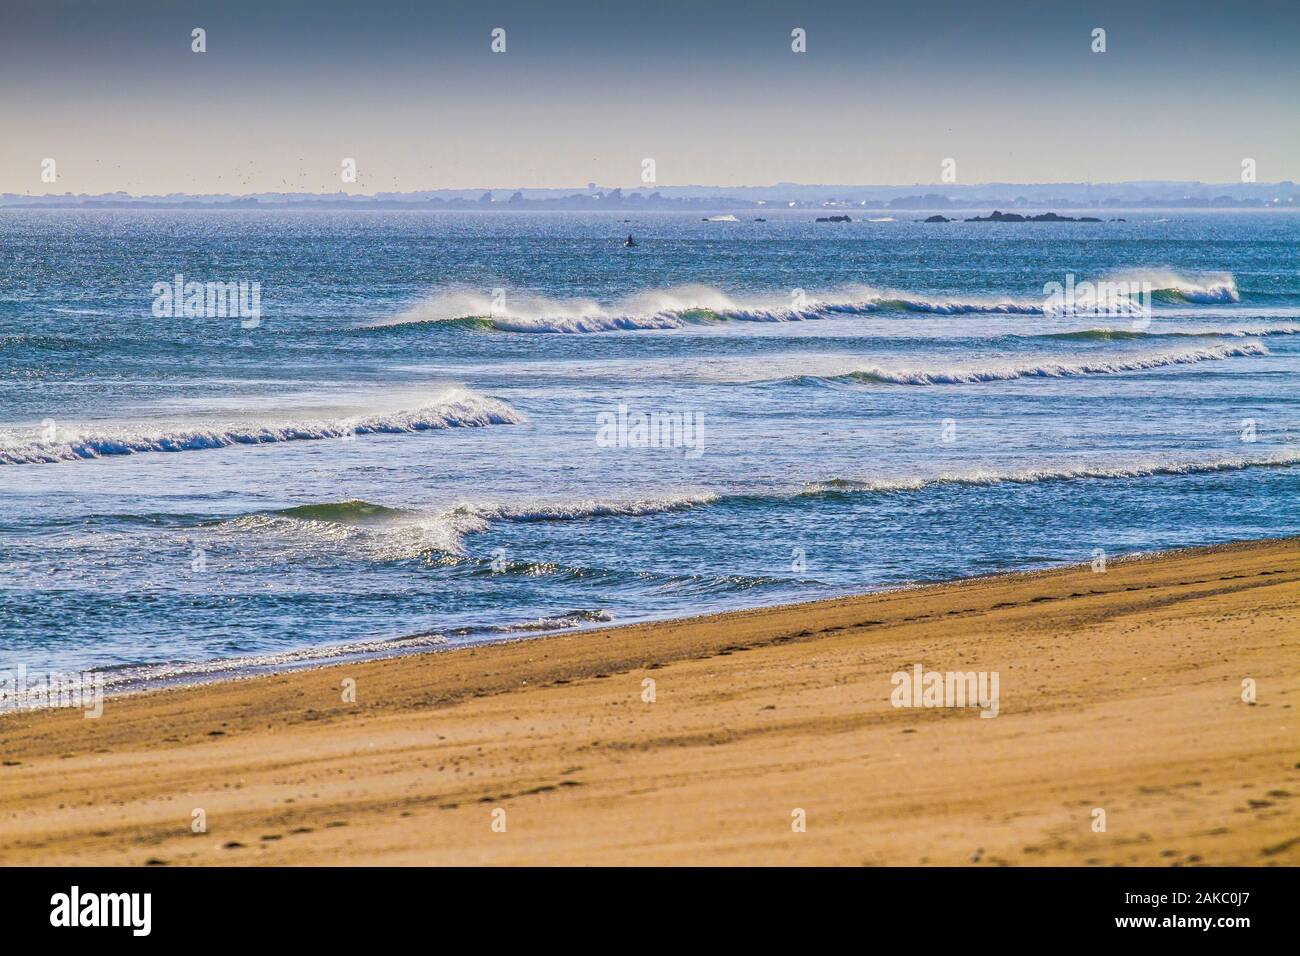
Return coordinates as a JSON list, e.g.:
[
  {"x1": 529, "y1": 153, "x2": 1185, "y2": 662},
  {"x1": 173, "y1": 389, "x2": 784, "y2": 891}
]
[{"x1": 5, "y1": 179, "x2": 1300, "y2": 202}]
